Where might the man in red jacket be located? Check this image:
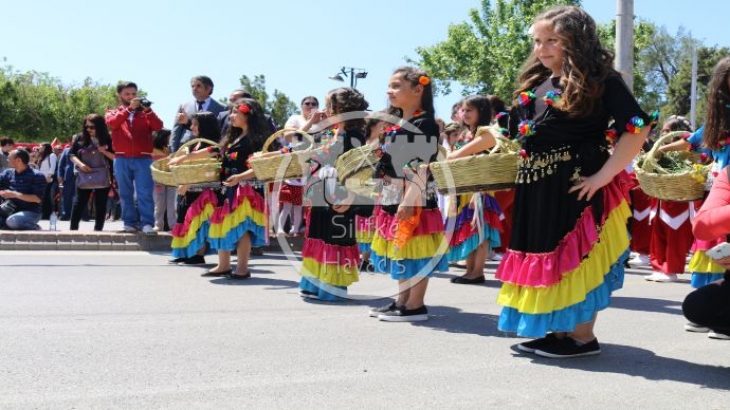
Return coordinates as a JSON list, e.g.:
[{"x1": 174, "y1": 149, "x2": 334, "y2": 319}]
[{"x1": 105, "y1": 81, "x2": 163, "y2": 234}]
